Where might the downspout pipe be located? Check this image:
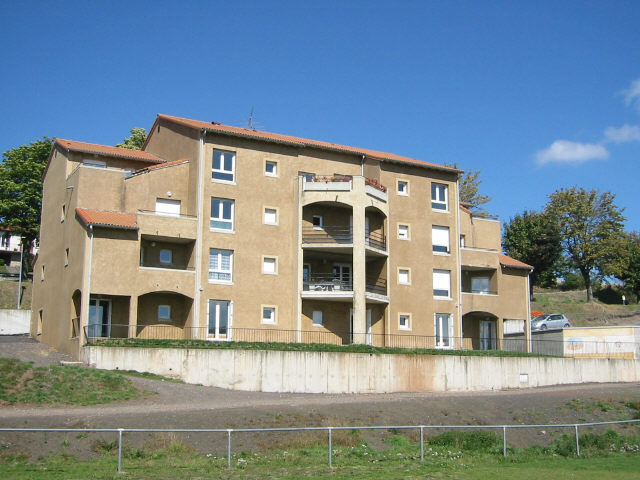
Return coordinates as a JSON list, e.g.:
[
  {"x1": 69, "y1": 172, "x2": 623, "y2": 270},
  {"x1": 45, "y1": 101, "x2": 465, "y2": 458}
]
[
  {"x1": 456, "y1": 176, "x2": 463, "y2": 349},
  {"x1": 82, "y1": 225, "x2": 94, "y2": 352},
  {"x1": 360, "y1": 155, "x2": 365, "y2": 176},
  {"x1": 193, "y1": 130, "x2": 206, "y2": 339}
]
